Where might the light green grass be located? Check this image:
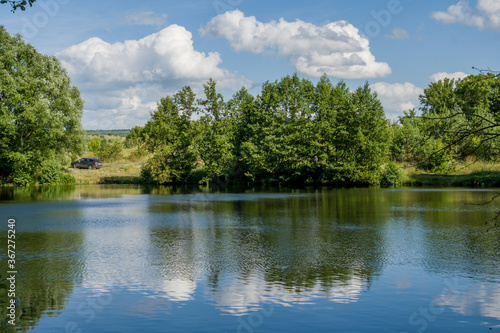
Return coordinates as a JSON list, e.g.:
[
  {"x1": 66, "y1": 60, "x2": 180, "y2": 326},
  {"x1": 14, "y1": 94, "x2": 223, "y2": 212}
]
[
  {"x1": 401, "y1": 160, "x2": 500, "y2": 187},
  {"x1": 70, "y1": 136, "x2": 148, "y2": 184}
]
